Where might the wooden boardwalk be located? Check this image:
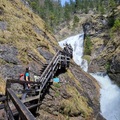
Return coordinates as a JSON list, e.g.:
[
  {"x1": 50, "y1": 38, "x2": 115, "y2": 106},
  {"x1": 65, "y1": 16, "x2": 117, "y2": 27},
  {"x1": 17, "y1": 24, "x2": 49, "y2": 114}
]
[{"x1": 0, "y1": 44, "x2": 73, "y2": 120}]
